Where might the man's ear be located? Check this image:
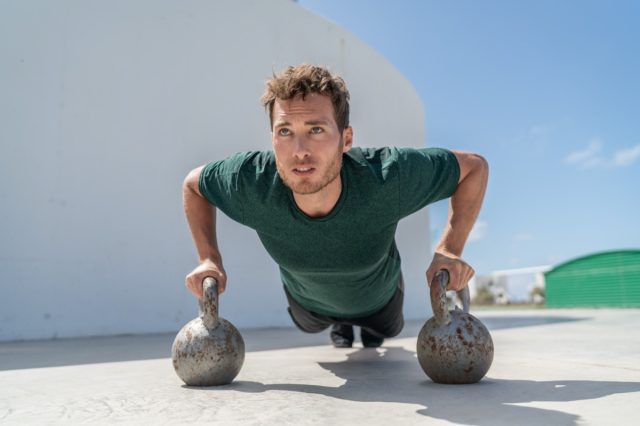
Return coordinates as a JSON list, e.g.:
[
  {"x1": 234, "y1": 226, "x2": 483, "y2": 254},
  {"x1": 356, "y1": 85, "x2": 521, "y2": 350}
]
[{"x1": 342, "y1": 126, "x2": 353, "y2": 152}]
